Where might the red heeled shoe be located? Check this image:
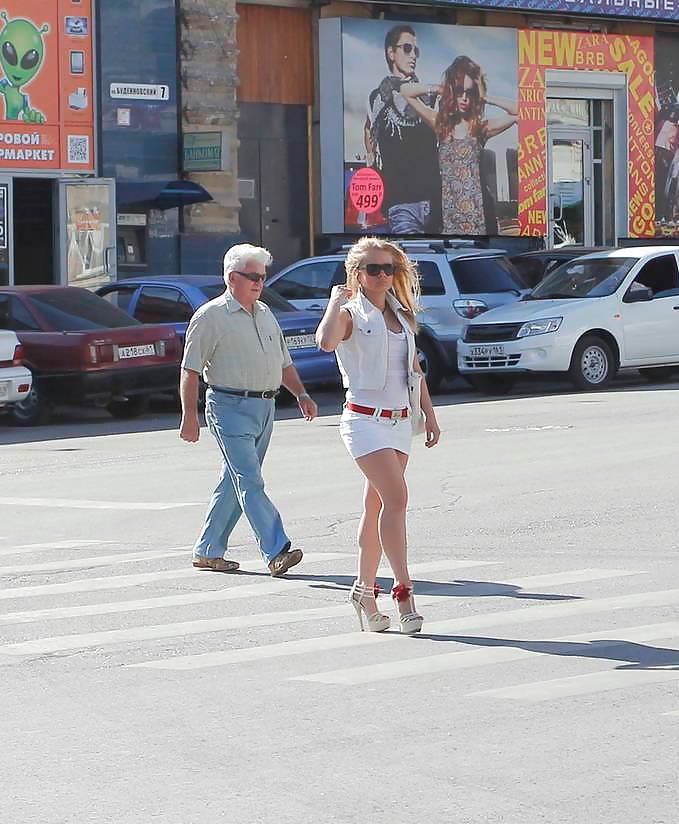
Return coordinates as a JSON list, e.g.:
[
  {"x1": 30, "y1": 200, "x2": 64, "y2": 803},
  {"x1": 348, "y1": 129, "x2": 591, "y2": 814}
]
[{"x1": 392, "y1": 583, "x2": 423, "y2": 634}]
